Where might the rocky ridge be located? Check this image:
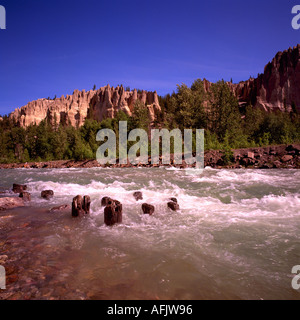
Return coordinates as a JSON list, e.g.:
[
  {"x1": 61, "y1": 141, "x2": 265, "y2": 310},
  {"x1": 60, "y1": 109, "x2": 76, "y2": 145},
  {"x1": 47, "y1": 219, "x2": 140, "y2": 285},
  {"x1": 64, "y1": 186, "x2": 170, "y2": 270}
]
[
  {"x1": 200, "y1": 45, "x2": 300, "y2": 112},
  {"x1": 6, "y1": 45, "x2": 300, "y2": 127},
  {"x1": 231, "y1": 44, "x2": 300, "y2": 112},
  {"x1": 9, "y1": 85, "x2": 161, "y2": 127}
]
